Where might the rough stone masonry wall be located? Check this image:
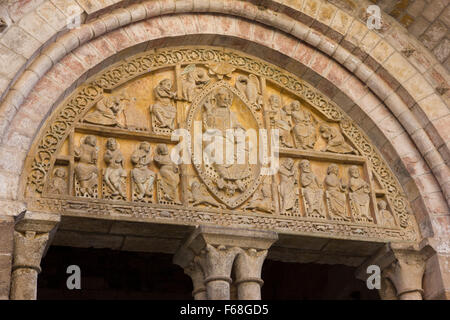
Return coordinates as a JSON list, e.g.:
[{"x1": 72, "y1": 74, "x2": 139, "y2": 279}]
[{"x1": 0, "y1": 0, "x2": 447, "y2": 299}]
